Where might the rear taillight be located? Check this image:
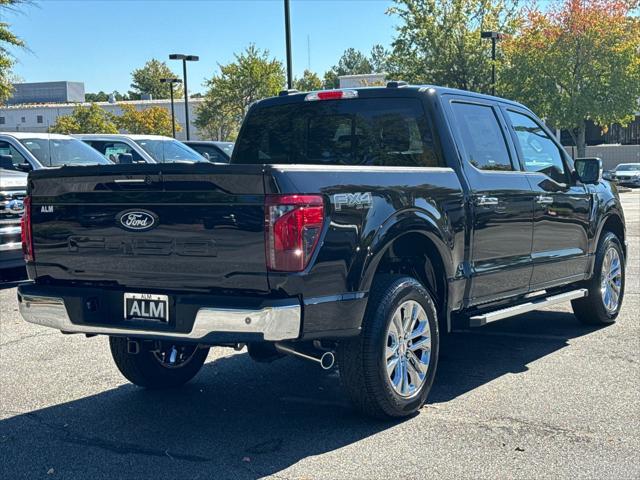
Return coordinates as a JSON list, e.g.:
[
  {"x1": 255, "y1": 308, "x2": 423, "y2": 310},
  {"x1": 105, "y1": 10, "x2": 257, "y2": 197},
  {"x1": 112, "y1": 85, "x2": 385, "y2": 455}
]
[
  {"x1": 265, "y1": 194, "x2": 324, "y2": 272},
  {"x1": 21, "y1": 195, "x2": 34, "y2": 262}
]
